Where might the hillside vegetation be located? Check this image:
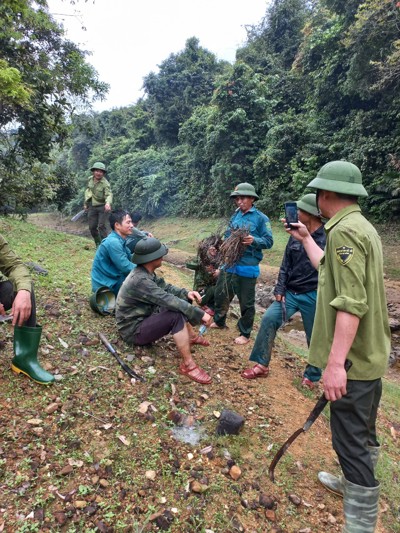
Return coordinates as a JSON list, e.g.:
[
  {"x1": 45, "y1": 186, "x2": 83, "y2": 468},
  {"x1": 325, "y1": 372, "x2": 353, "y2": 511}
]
[{"x1": 1, "y1": 0, "x2": 400, "y2": 223}]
